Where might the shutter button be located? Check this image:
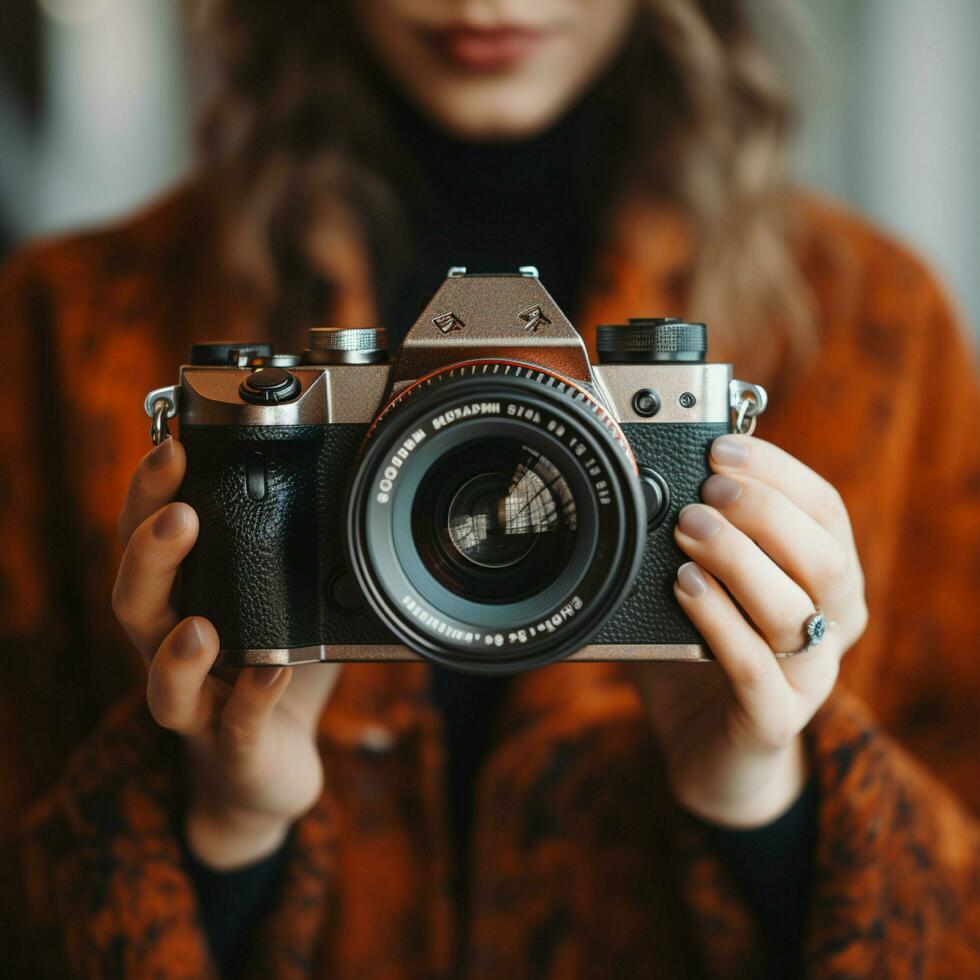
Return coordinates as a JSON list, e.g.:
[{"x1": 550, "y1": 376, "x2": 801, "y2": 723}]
[{"x1": 239, "y1": 367, "x2": 301, "y2": 404}]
